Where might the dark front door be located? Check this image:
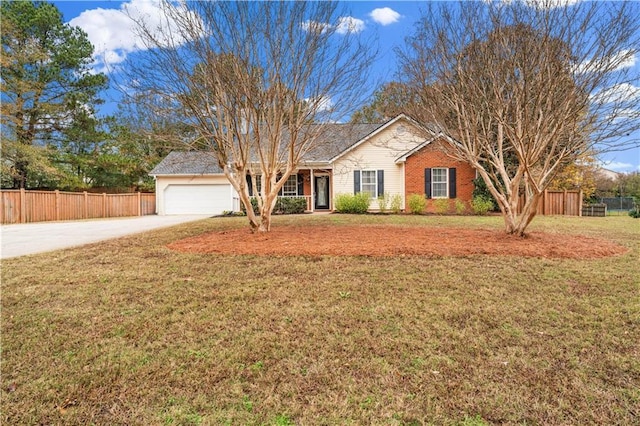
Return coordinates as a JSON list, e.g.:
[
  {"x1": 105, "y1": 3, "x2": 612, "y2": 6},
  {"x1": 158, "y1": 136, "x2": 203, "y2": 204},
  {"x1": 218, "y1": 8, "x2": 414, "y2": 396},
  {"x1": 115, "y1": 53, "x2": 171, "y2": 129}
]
[{"x1": 314, "y1": 176, "x2": 330, "y2": 209}]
